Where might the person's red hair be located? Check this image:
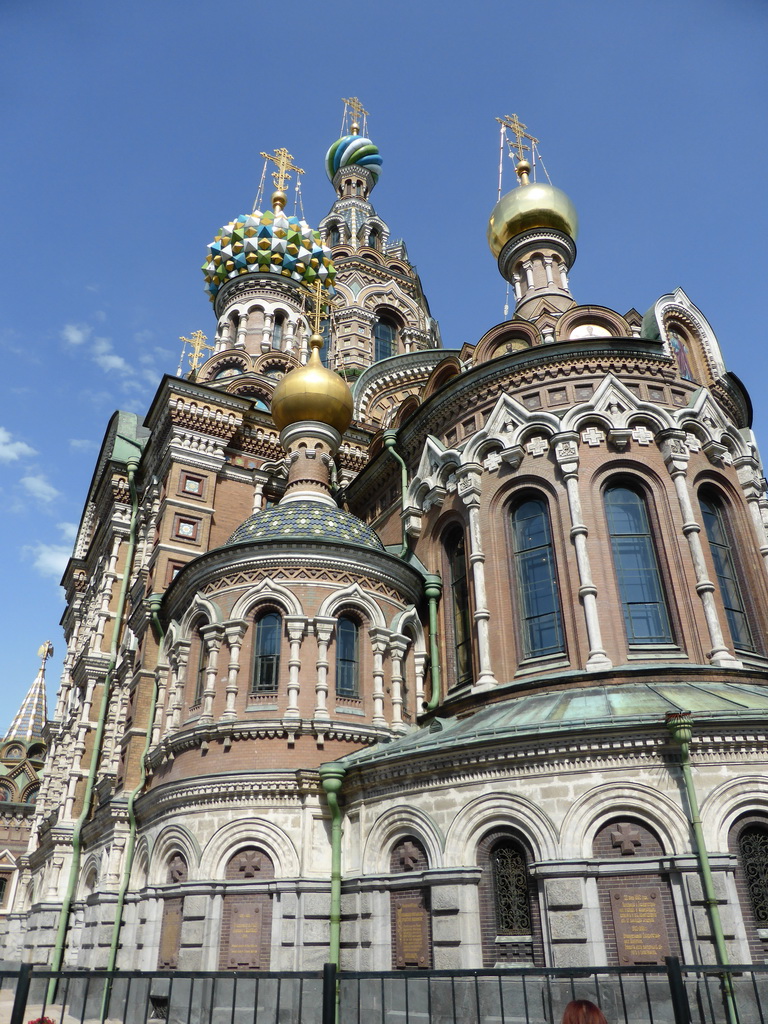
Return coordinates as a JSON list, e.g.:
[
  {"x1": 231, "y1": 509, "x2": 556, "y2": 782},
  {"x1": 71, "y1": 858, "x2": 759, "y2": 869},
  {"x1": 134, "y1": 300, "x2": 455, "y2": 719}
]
[{"x1": 561, "y1": 1000, "x2": 608, "y2": 1024}]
